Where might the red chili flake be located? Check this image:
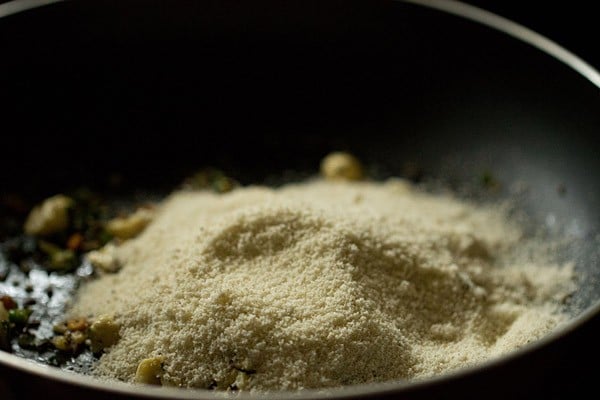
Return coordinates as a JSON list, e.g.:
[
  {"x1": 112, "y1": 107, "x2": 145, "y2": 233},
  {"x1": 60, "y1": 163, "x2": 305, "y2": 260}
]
[
  {"x1": 1, "y1": 295, "x2": 18, "y2": 310},
  {"x1": 66, "y1": 233, "x2": 84, "y2": 251}
]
